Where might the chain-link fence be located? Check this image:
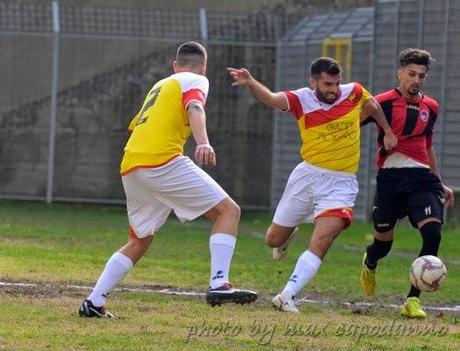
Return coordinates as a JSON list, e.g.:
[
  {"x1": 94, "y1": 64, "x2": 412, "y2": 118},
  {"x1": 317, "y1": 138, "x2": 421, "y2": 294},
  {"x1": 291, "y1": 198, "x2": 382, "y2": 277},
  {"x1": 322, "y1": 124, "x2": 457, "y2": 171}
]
[
  {"x1": 3, "y1": 0, "x2": 458, "y2": 220},
  {"x1": 0, "y1": 0, "x2": 300, "y2": 208},
  {"x1": 370, "y1": 0, "x2": 460, "y2": 222},
  {"x1": 273, "y1": 7, "x2": 374, "y2": 219},
  {"x1": 273, "y1": 0, "x2": 460, "y2": 220}
]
